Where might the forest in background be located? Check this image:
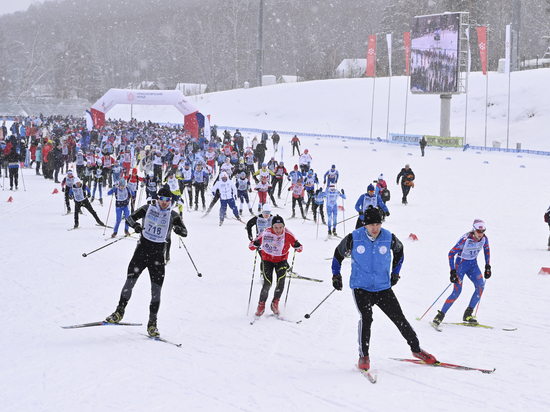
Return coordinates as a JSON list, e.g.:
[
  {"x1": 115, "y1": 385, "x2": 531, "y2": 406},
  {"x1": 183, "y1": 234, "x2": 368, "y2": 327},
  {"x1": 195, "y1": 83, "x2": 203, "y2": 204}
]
[{"x1": 0, "y1": 0, "x2": 548, "y2": 102}]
